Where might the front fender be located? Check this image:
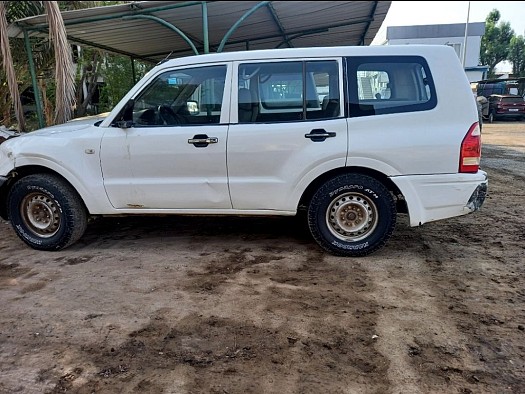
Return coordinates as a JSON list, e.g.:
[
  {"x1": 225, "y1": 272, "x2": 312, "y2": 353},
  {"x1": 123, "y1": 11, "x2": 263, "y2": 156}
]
[
  {"x1": 12, "y1": 156, "x2": 112, "y2": 214},
  {"x1": 2, "y1": 125, "x2": 113, "y2": 214}
]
